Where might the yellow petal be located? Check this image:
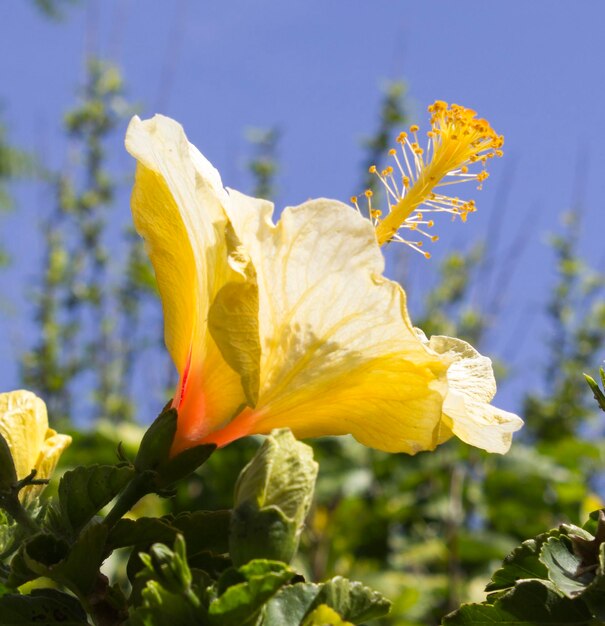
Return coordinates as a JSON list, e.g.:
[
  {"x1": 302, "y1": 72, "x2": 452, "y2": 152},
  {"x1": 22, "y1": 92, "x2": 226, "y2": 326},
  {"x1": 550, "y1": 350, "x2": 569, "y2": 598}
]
[
  {"x1": 428, "y1": 336, "x2": 524, "y2": 453},
  {"x1": 0, "y1": 390, "x2": 49, "y2": 480},
  {"x1": 34, "y1": 429, "x2": 73, "y2": 482},
  {"x1": 125, "y1": 116, "x2": 249, "y2": 448},
  {"x1": 0, "y1": 390, "x2": 71, "y2": 504},
  {"x1": 214, "y1": 191, "x2": 451, "y2": 454}
]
